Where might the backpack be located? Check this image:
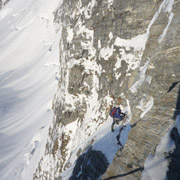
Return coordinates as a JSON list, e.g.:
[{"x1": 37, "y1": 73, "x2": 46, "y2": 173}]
[
  {"x1": 110, "y1": 107, "x2": 117, "y2": 117},
  {"x1": 110, "y1": 107, "x2": 124, "y2": 120},
  {"x1": 114, "y1": 107, "x2": 124, "y2": 120}
]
